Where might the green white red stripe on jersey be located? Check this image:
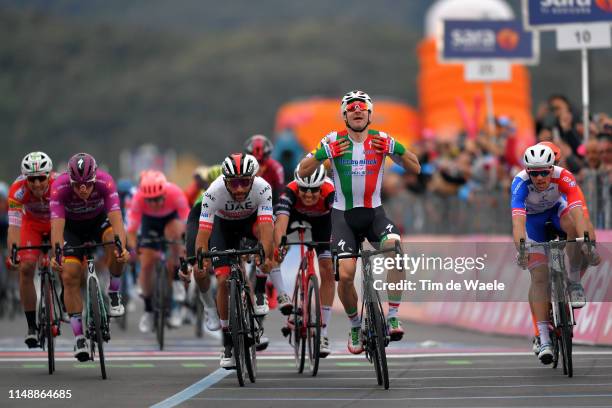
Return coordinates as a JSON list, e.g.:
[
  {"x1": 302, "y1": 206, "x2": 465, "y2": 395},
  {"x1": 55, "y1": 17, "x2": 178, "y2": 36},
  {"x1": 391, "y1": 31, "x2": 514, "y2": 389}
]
[{"x1": 324, "y1": 129, "x2": 388, "y2": 210}]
